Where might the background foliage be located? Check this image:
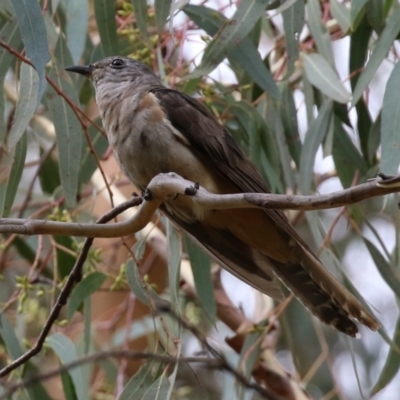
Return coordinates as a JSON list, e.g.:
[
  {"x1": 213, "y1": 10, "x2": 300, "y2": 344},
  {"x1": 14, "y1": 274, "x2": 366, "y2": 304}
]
[{"x1": 0, "y1": 0, "x2": 400, "y2": 399}]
